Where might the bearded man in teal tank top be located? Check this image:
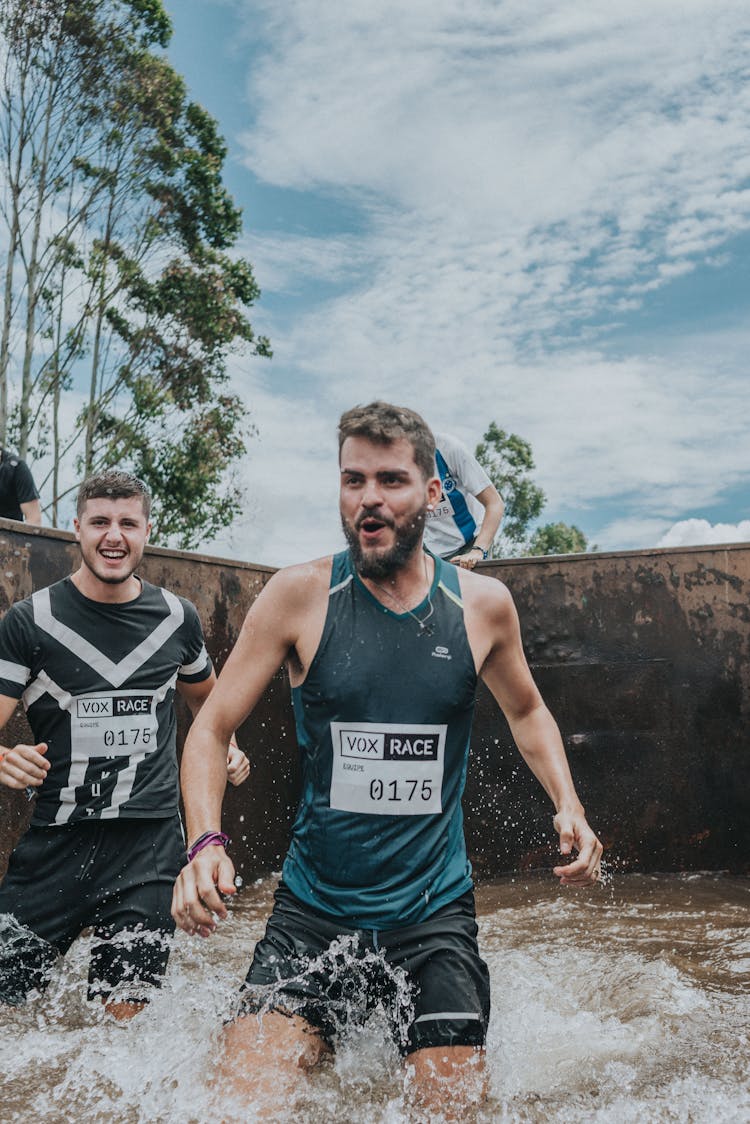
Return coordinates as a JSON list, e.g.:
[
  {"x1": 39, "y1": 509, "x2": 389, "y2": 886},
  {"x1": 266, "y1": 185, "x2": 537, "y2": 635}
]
[{"x1": 172, "y1": 401, "x2": 603, "y2": 1118}]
